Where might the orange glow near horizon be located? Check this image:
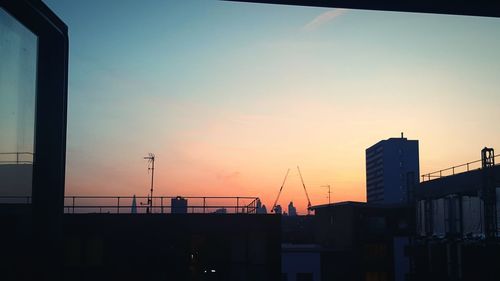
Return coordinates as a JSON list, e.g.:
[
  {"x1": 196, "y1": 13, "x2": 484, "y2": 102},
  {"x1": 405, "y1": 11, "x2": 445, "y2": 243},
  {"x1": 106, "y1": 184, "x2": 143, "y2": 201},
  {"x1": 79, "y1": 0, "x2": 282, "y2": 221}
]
[{"x1": 65, "y1": 92, "x2": 500, "y2": 214}]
